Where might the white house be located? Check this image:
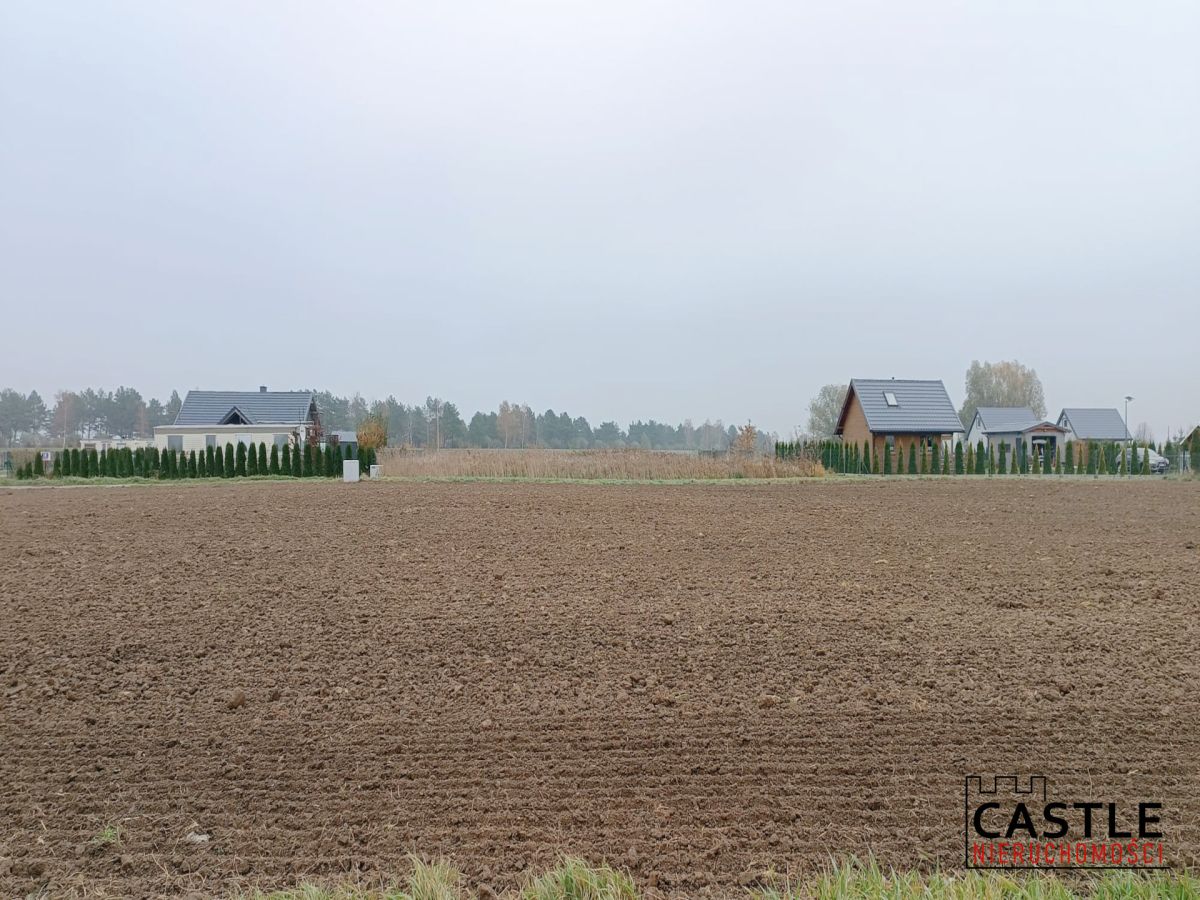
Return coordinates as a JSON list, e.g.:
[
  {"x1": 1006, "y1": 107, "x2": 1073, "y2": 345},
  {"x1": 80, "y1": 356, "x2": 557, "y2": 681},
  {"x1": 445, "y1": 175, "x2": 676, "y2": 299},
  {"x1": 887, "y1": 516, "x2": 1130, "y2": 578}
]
[
  {"x1": 1056, "y1": 408, "x2": 1131, "y2": 445},
  {"x1": 965, "y1": 407, "x2": 1067, "y2": 463},
  {"x1": 153, "y1": 388, "x2": 320, "y2": 455}
]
